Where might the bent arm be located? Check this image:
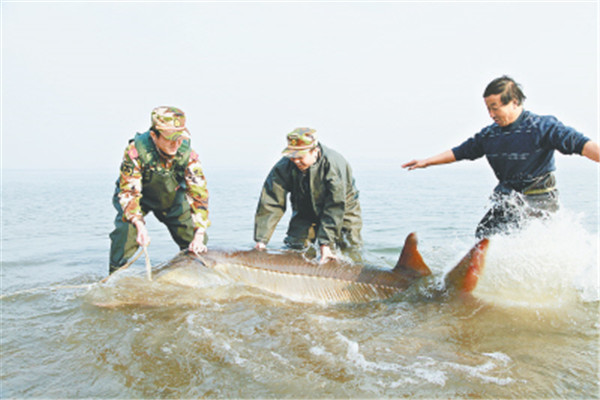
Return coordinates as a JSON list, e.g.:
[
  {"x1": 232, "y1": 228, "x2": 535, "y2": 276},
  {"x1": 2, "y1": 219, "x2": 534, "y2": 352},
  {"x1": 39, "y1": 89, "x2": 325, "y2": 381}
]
[
  {"x1": 402, "y1": 149, "x2": 456, "y2": 170},
  {"x1": 582, "y1": 141, "x2": 600, "y2": 162},
  {"x1": 185, "y1": 151, "x2": 210, "y2": 234},
  {"x1": 254, "y1": 161, "x2": 290, "y2": 244},
  {"x1": 118, "y1": 143, "x2": 145, "y2": 224}
]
